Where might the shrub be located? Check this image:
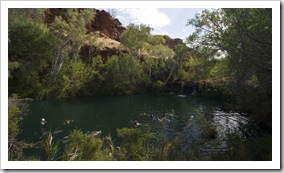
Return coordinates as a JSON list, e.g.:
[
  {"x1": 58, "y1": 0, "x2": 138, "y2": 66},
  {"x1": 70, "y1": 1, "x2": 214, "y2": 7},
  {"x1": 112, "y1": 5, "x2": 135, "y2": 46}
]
[
  {"x1": 117, "y1": 126, "x2": 154, "y2": 161},
  {"x1": 63, "y1": 130, "x2": 112, "y2": 161}
]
